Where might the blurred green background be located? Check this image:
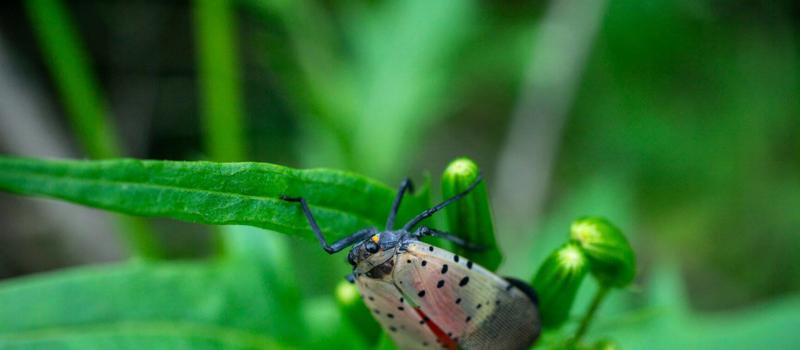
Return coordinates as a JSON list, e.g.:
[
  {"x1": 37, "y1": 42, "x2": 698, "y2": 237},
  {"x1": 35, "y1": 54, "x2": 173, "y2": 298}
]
[{"x1": 0, "y1": 0, "x2": 798, "y2": 348}]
